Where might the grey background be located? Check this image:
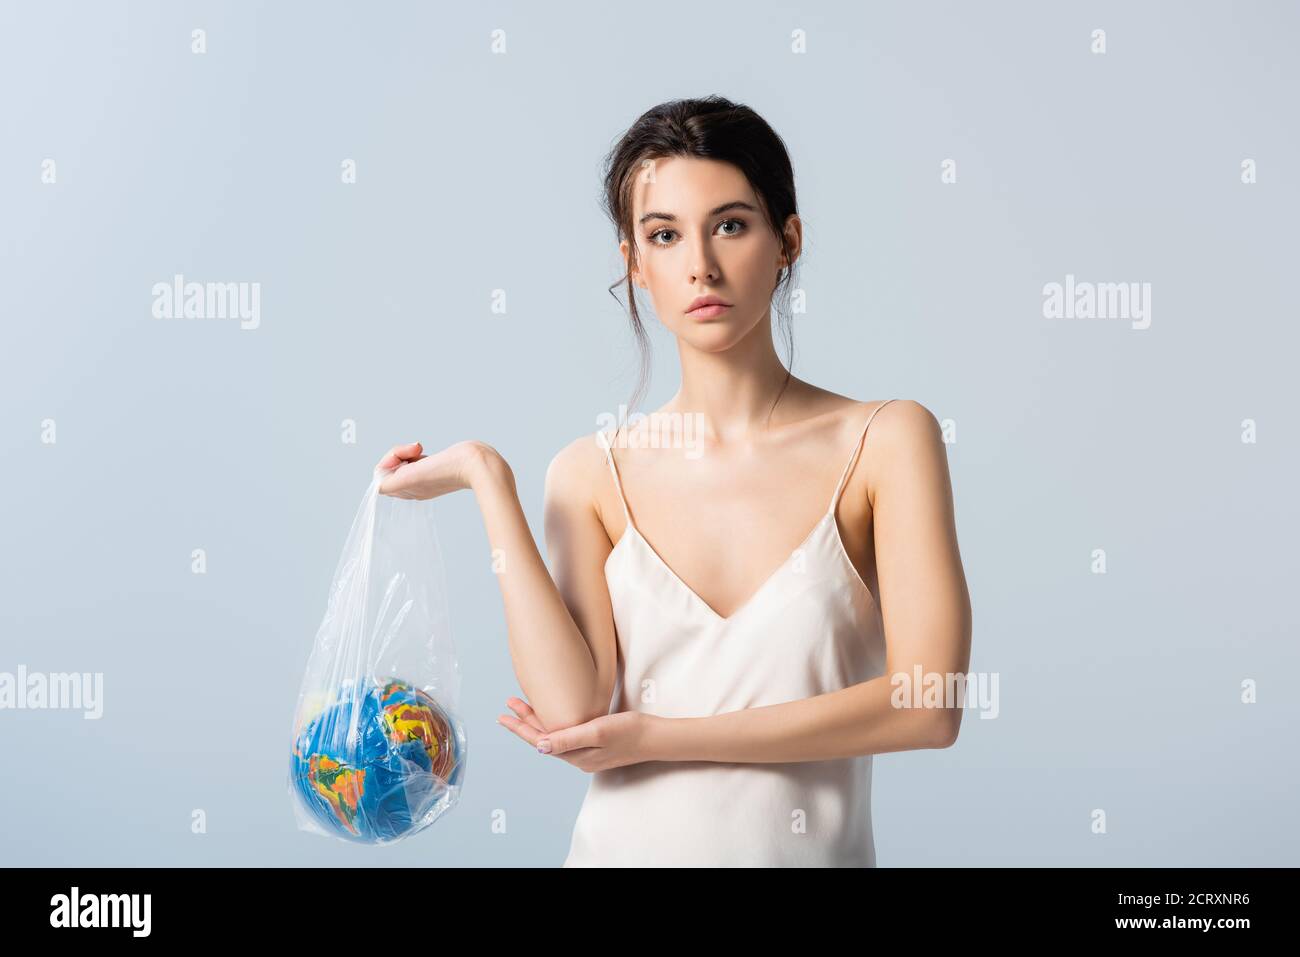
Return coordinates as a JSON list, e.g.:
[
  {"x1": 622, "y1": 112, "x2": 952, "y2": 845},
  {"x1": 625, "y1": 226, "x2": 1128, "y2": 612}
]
[{"x1": 2, "y1": 0, "x2": 1296, "y2": 866}]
